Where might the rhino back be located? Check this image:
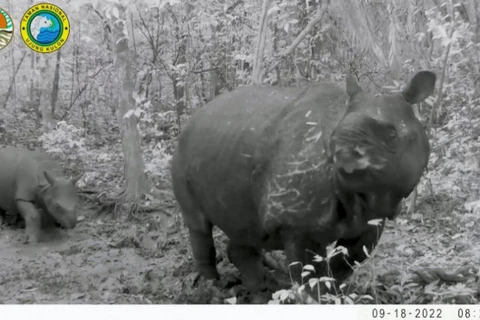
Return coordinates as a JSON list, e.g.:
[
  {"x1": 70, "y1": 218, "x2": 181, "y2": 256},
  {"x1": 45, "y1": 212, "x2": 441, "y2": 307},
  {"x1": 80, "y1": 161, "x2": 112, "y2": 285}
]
[
  {"x1": 0, "y1": 147, "x2": 64, "y2": 210},
  {"x1": 258, "y1": 83, "x2": 349, "y2": 236}
]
